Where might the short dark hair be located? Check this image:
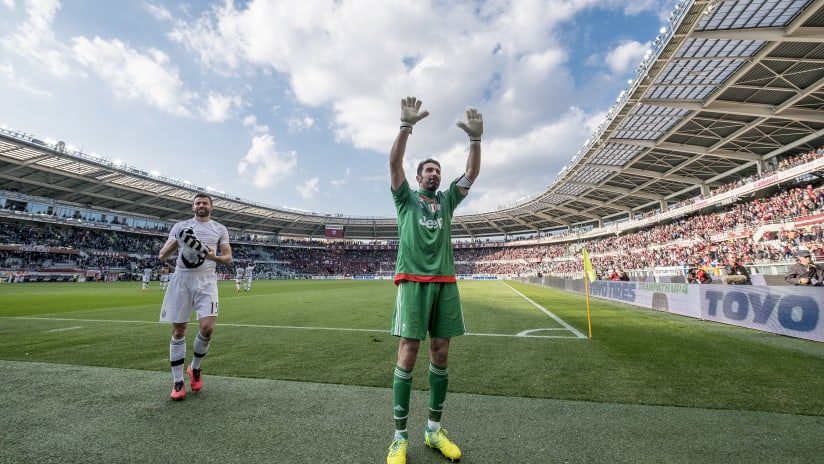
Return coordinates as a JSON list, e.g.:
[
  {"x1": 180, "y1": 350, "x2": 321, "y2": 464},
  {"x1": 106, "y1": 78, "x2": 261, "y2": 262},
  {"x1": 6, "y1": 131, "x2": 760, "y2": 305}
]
[
  {"x1": 194, "y1": 193, "x2": 213, "y2": 205},
  {"x1": 417, "y1": 158, "x2": 440, "y2": 176}
]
